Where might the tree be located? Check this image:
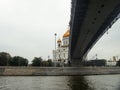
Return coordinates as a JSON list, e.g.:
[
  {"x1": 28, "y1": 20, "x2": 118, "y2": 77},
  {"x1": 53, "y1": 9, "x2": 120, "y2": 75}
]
[
  {"x1": 32, "y1": 57, "x2": 42, "y2": 66},
  {"x1": 9, "y1": 56, "x2": 28, "y2": 66},
  {"x1": 116, "y1": 59, "x2": 120, "y2": 66},
  {"x1": 56, "y1": 63, "x2": 61, "y2": 67},
  {"x1": 47, "y1": 59, "x2": 53, "y2": 66},
  {"x1": 42, "y1": 61, "x2": 48, "y2": 66},
  {"x1": 41, "y1": 59, "x2": 53, "y2": 67},
  {"x1": 0, "y1": 52, "x2": 11, "y2": 66}
]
